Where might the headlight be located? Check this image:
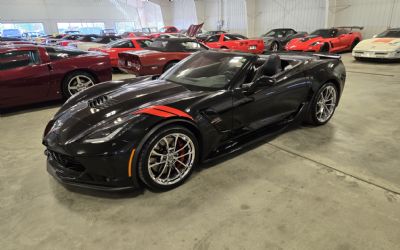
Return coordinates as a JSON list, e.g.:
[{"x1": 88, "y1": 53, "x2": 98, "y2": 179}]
[
  {"x1": 311, "y1": 41, "x2": 322, "y2": 46},
  {"x1": 65, "y1": 113, "x2": 143, "y2": 144},
  {"x1": 82, "y1": 114, "x2": 141, "y2": 144},
  {"x1": 83, "y1": 126, "x2": 125, "y2": 144}
]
